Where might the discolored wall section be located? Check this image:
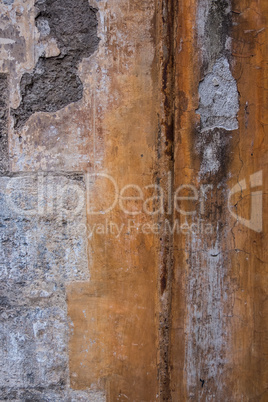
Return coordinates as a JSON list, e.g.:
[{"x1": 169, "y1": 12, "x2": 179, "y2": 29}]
[
  {"x1": 170, "y1": 0, "x2": 268, "y2": 400},
  {"x1": 1, "y1": 0, "x2": 160, "y2": 400},
  {"x1": 0, "y1": 0, "x2": 267, "y2": 401},
  {"x1": 12, "y1": 0, "x2": 100, "y2": 130}
]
